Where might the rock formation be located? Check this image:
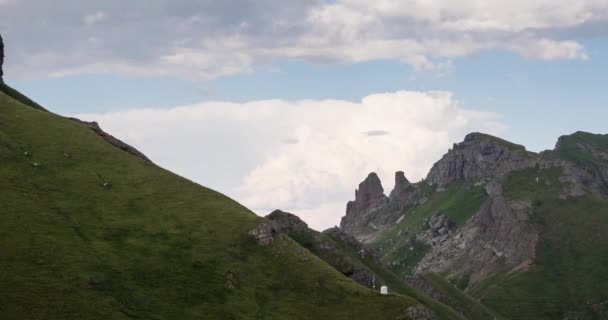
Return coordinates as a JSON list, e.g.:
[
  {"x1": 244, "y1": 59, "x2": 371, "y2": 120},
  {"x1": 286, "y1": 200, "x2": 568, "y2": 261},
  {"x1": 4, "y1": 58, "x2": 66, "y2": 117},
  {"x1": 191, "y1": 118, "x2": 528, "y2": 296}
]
[
  {"x1": 340, "y1": 172, "x2": 389, "y2": 235},
  {"x1": 389, "y1": 171, "x2": 411, "y2": 200},
  {"x1": 339, "y1": 131, "x2": 608, "y2": 290},
  {"x1": 425, "y1": 132, "x2": 533, "y2": 187},
  {"x1": 249, "y1": 210, "x2": 308, "y2": 244},
  {"x1": 68, "y1": 118, "x2": 152, "y2": 162},
  {"x1": 1, "y1": 33, "x2": 4, "y2": 82}
]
